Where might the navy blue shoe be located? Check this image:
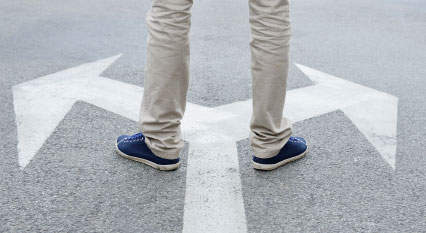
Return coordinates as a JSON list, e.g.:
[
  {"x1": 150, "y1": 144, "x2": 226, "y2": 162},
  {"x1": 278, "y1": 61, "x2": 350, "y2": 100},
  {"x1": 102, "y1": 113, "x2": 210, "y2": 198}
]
[
  {"x1": 252, "y1": 136, "x2": 308, "y2": 170},
  {"x1": 115, "y1": 133, "x2": 180, "y2": 170}
]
